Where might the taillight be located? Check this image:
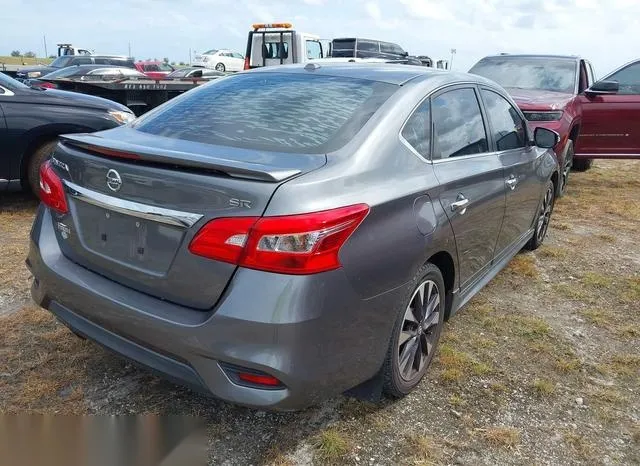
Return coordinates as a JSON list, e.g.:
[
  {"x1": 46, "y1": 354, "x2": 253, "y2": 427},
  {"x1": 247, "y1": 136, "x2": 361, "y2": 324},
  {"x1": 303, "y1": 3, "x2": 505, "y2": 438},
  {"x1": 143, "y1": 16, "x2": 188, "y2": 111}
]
[
  {"x1": 189, "y1": 204, "x2": 369, "y2": 274},
  {"x1": 39, "y1": 160, "x2": 68, "y2": 214},
  {"x1": 39, "y1": 82, "x2": 57, "y2": 89},
  {"x1": 243, "y1": 56, "x2": 250, "y2": 70}
]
